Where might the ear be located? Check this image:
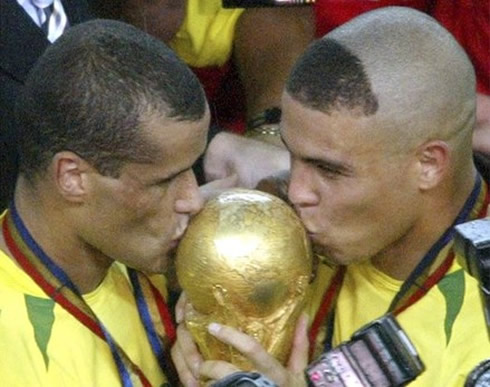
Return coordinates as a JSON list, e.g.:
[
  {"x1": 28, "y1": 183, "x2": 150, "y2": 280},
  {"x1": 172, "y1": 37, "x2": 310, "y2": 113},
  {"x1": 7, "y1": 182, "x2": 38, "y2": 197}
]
[
  {"x1": 416, "y1": 140, "x2": 450, "y2": 191},
  {"x1": 52, "y1": 151, "x2": 91, "y2": 202}
]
